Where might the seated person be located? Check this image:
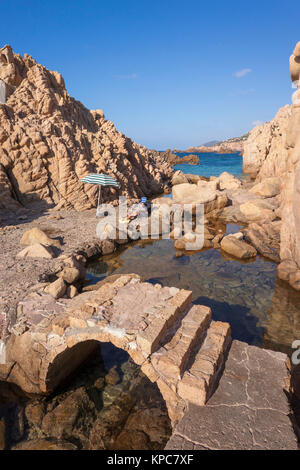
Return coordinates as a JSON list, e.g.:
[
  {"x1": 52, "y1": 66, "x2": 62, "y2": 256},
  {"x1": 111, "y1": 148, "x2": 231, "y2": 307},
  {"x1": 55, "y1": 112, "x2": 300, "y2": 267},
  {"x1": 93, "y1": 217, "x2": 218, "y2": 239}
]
[{"x1": 128, "y1": 197, "x2": 151, "y2": 220}]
